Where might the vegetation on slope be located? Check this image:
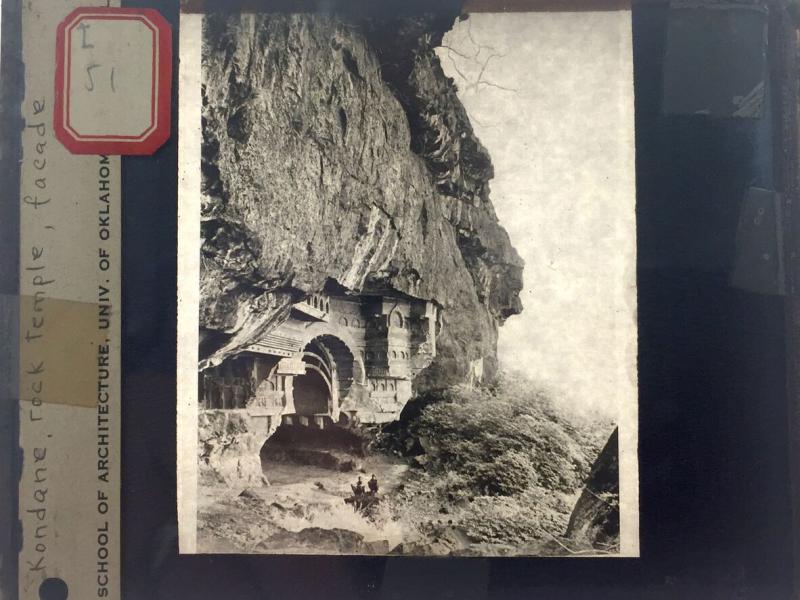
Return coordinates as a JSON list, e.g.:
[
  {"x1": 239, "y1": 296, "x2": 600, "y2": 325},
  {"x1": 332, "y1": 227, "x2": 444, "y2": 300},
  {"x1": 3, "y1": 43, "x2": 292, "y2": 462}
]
[{"x1": 378, "y1": 374, "x2": 616, "y2": 554}]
